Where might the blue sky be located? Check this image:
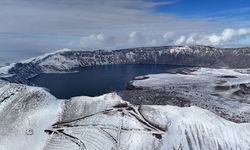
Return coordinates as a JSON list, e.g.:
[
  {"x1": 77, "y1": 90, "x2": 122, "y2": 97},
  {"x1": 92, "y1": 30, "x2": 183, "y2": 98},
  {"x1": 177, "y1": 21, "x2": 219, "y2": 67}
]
[
  {"x1": 154, "y1": 0, "x2": 250, "y2": 18},
  {"x1": 0, "y1": 0, "x2": 250, "y2": 64}
]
